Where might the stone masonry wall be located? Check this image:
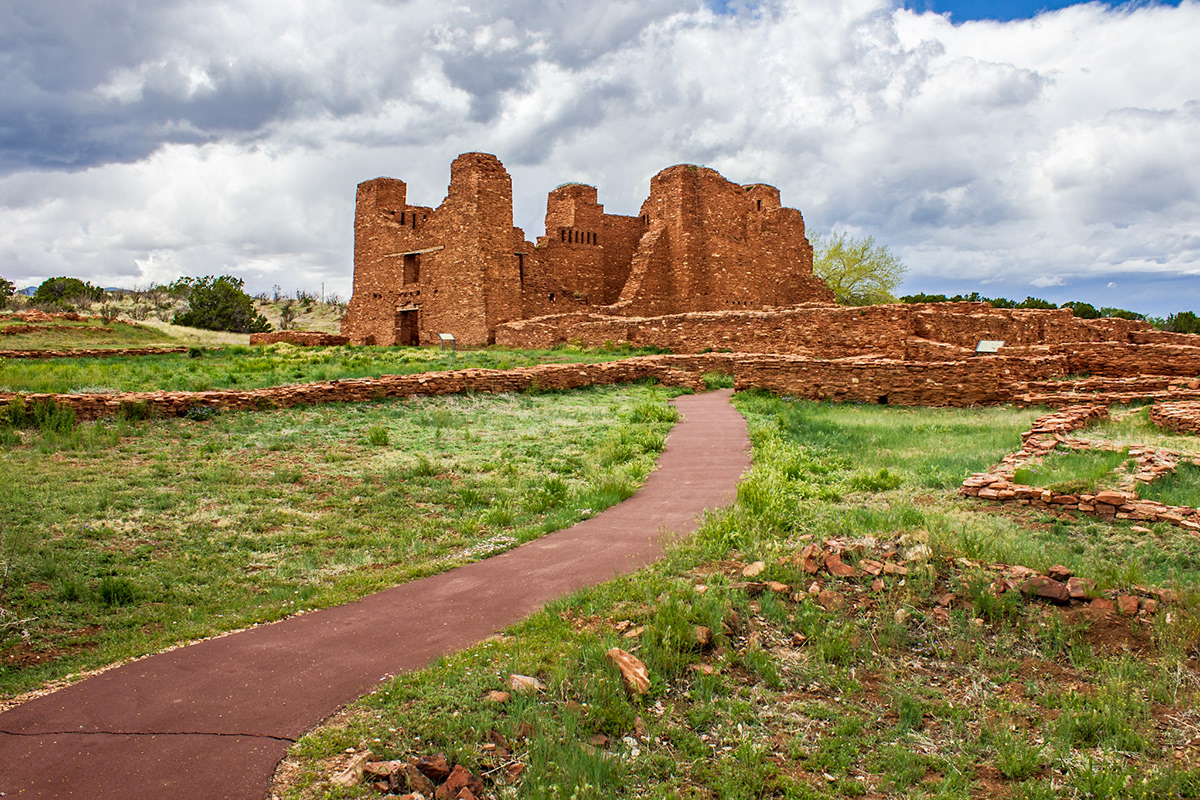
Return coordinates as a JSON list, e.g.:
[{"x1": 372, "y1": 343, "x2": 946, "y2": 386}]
[
  {"x1": 249, "y1": 332, "x2": 351, "y2": 346},
  {"x1": 343, "y1": 155, "x2": 834, "y2": 347},
  {"x1": 495, "y1": 303, "x2": 1157, "y2": 359},
  {"x1": 1150, "y1": 402, "x2": 1200, "y2": 436}
]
